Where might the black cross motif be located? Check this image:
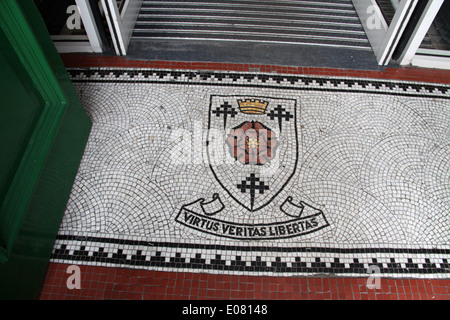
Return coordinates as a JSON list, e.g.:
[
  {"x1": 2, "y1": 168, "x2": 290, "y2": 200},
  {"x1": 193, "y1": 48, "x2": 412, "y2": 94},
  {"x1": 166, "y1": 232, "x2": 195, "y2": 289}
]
[
  {"x1": 267, "y1": 104, "x2": 293, "y2": 132},
  {"x1": 237, "y1": 173, "x2": 269, "y2": 211},
  {"x1": 212, "y1": 101, "x2": 238, "y2": 129}
]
